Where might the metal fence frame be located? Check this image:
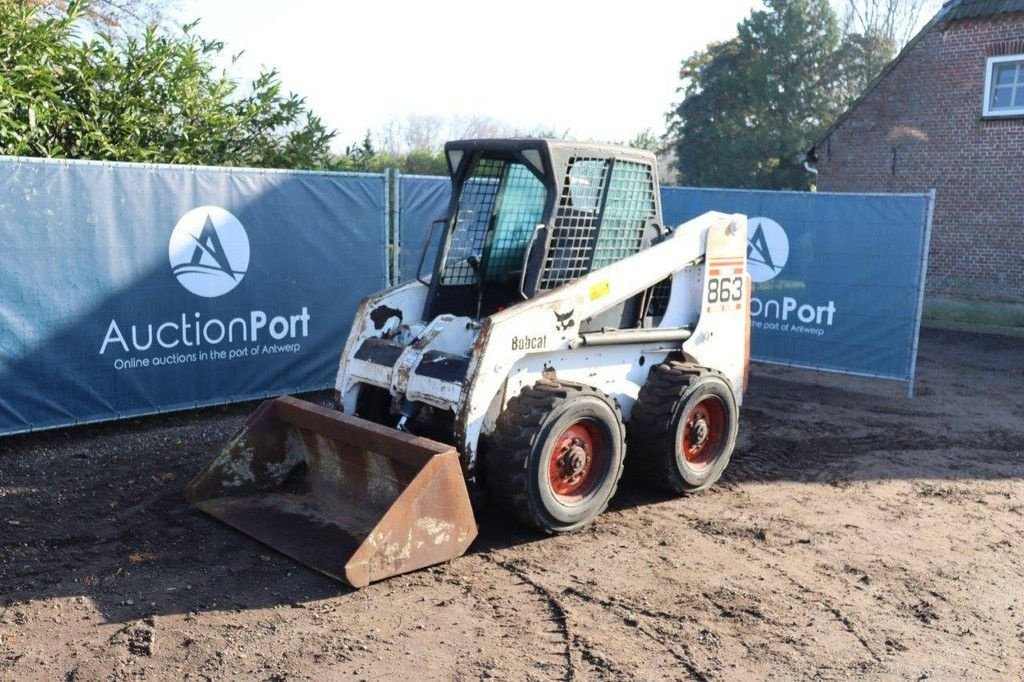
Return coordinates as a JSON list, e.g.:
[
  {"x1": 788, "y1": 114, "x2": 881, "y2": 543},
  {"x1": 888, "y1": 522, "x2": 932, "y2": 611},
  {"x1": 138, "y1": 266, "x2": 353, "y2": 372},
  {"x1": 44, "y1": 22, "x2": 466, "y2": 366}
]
[{"x1": 906, "y1": 188, "x2": 936, "y2": 399}]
